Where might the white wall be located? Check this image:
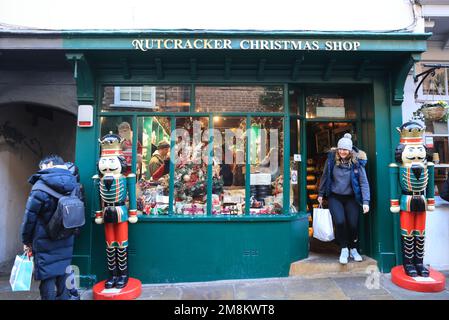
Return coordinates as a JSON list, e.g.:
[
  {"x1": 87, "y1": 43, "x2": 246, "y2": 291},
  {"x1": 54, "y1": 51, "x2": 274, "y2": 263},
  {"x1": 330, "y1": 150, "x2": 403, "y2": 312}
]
[
  {"x1": 0, "y1": 104, "x2": 76, "y2": 271},
  {"x1": 402, "y1": 35, "x2": 449, "y2": 271},
  {"x1": 0, "y1": 0, "x2": 423, "y2": 33}
]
